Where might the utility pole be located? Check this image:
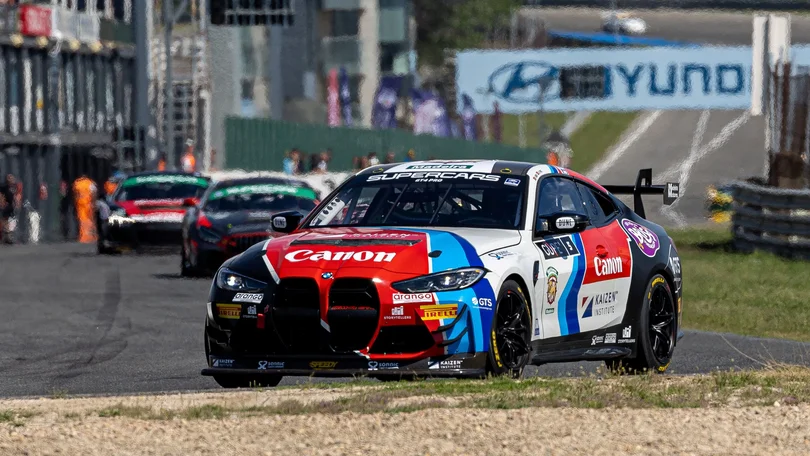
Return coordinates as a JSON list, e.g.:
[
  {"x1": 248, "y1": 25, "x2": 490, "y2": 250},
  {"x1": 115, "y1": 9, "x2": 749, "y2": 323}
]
[
  {"x1": 164, "y1": 0, "x2": 176, "y2": 169},
  {"x1": 134, "y1": 0, "x2": 151, "y2": 170}
]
